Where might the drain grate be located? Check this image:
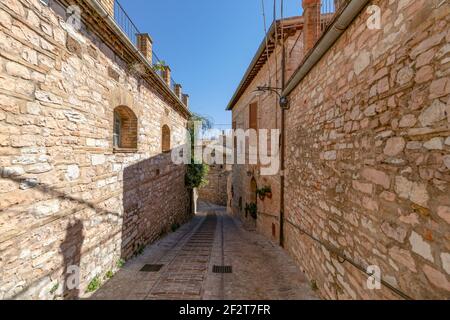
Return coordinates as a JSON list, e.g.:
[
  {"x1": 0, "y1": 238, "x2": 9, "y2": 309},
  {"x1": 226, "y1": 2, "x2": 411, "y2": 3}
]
[
  {"x1": 213, "y1": 265, "x2": 232, "y2": 274},
  {"x1": 140, "y1": 264, "x2": 164, "y2": 272}
]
